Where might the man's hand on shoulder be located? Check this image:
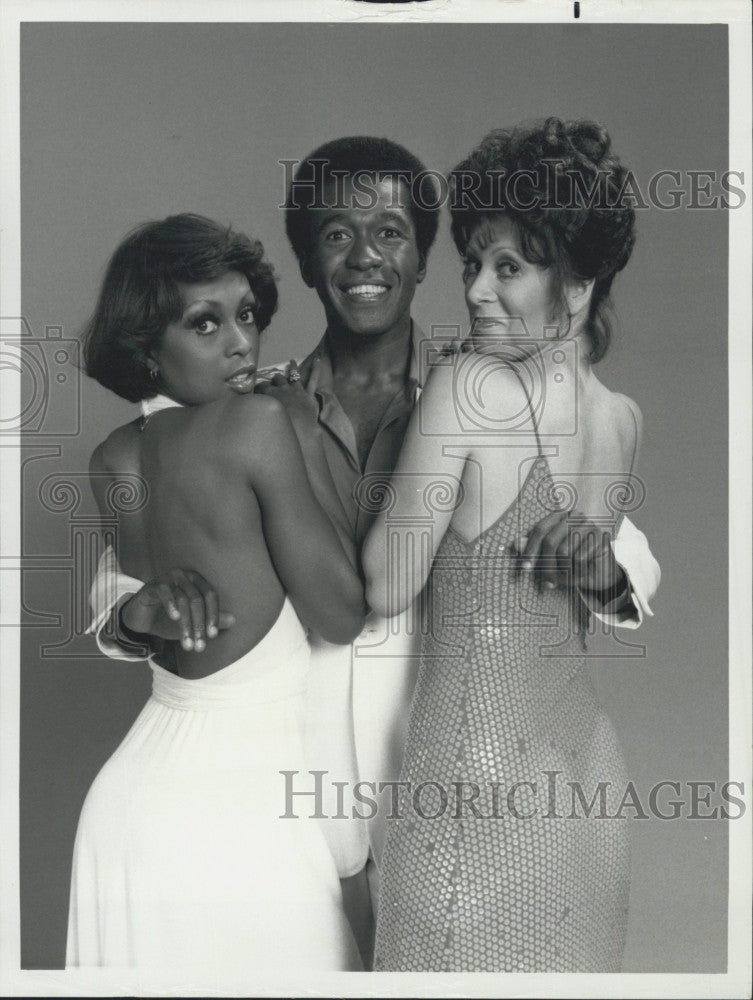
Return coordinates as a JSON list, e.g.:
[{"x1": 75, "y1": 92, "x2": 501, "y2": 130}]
[{"x1": 255, "y1": 359, "x2": 320, "y2": 443}]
